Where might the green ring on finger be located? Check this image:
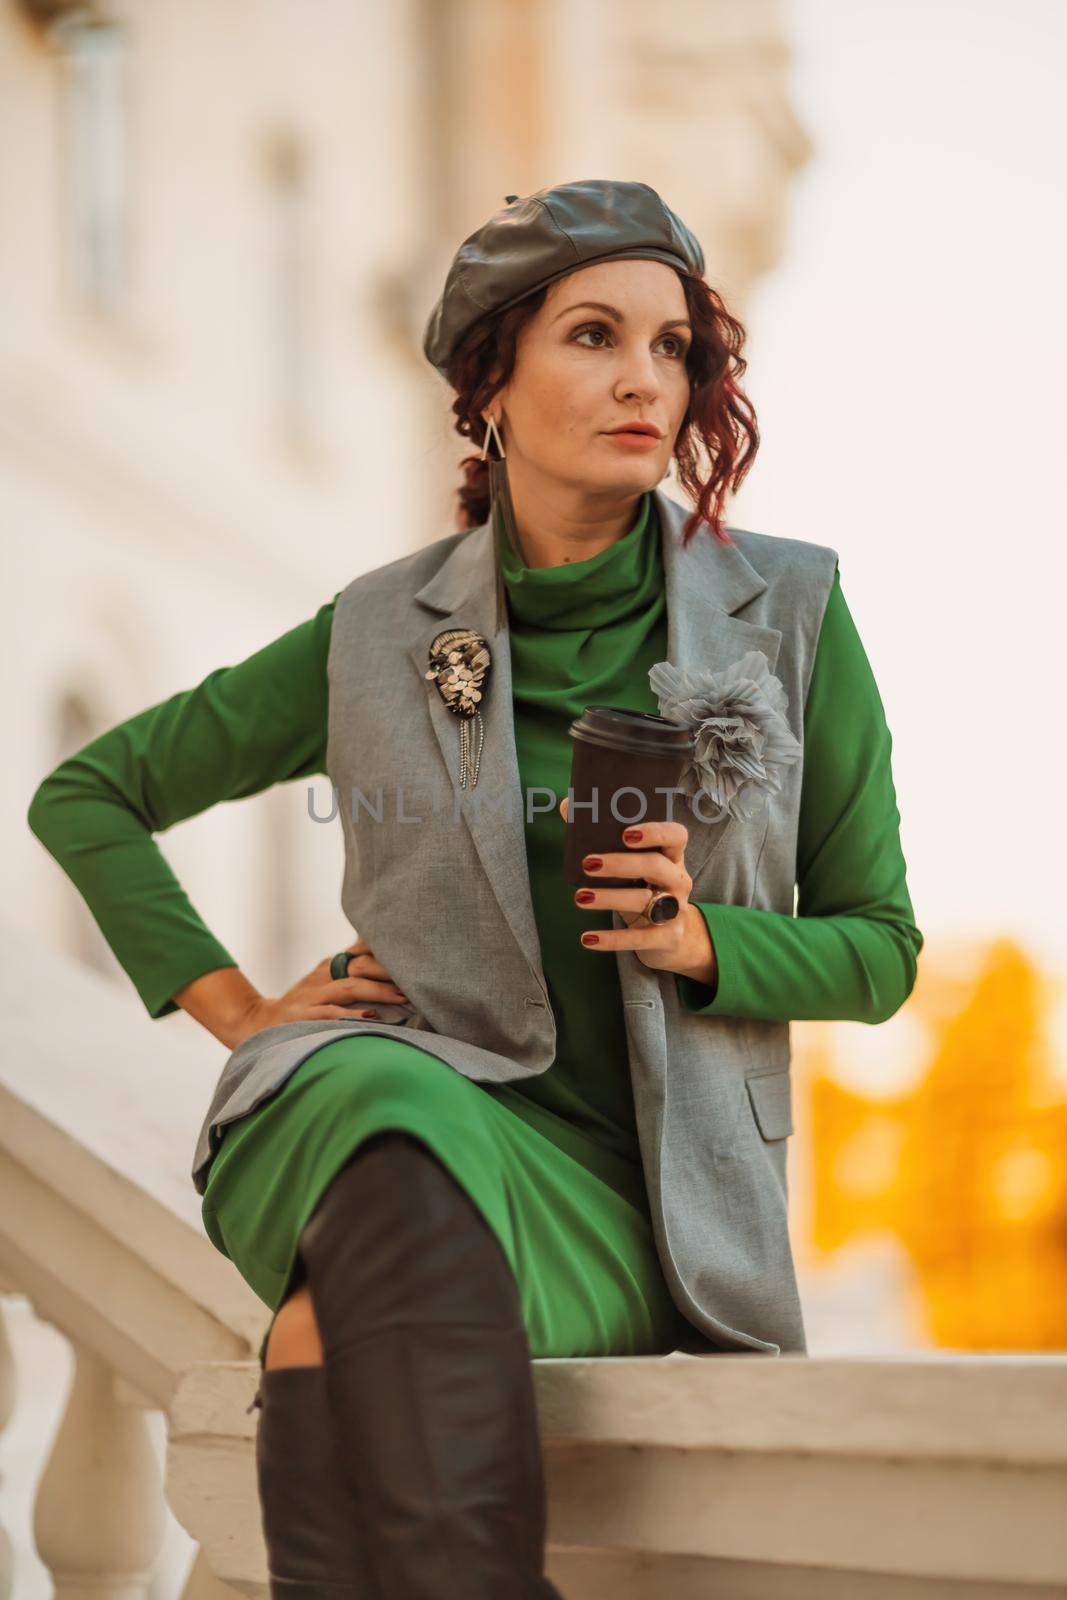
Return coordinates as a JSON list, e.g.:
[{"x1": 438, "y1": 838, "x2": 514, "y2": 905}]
[{"x1": 329, "y1": 951, "x2": 351, "y2": 981}]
